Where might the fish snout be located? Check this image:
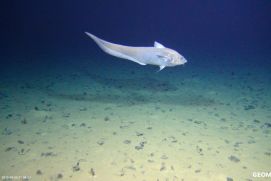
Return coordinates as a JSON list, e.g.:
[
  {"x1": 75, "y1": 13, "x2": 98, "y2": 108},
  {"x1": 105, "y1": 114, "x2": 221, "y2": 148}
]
[
  {"x1": 173, "y1": 56, "x2": 187, "y2": 66},
  {"x1": 179, "y1": 56, "x2": 187, "y2": 65}
]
